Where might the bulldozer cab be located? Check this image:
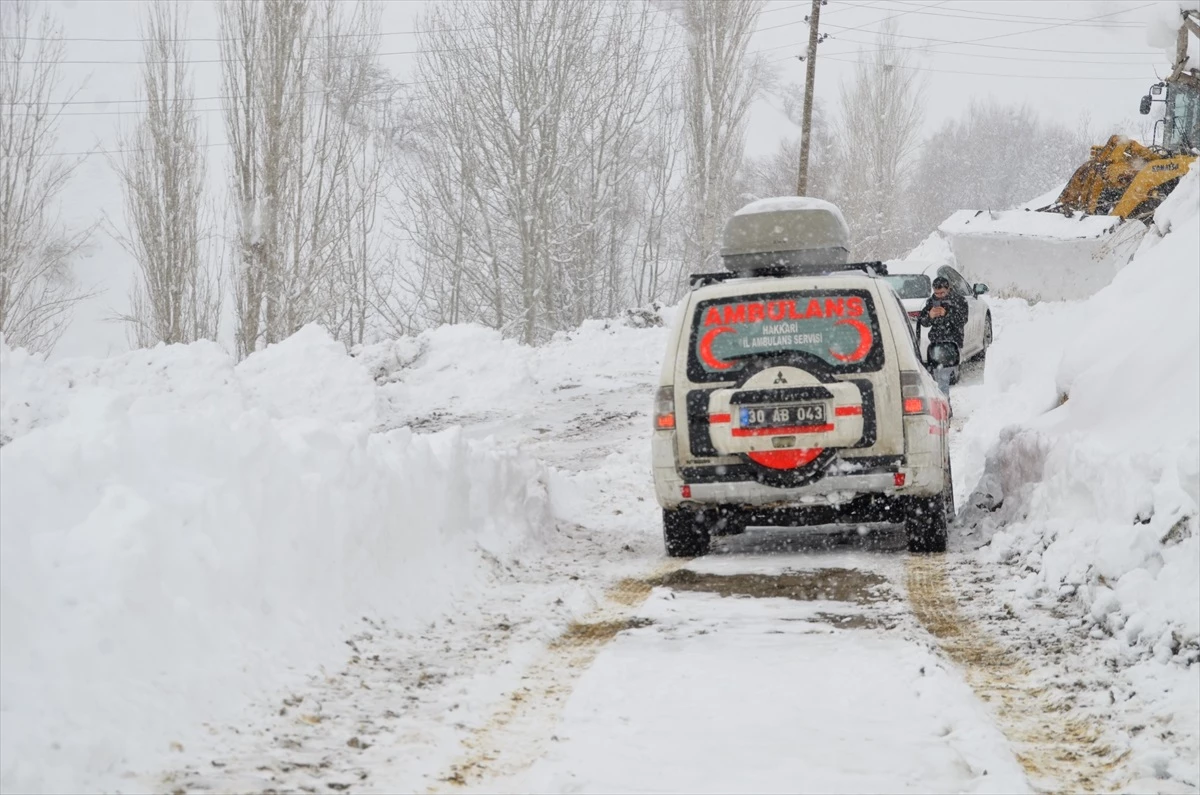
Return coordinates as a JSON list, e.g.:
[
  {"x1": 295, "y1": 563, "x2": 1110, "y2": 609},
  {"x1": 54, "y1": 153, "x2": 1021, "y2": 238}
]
[{"x1": 1141, "y1": 80, "x2": 1200, "y2": 155}]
